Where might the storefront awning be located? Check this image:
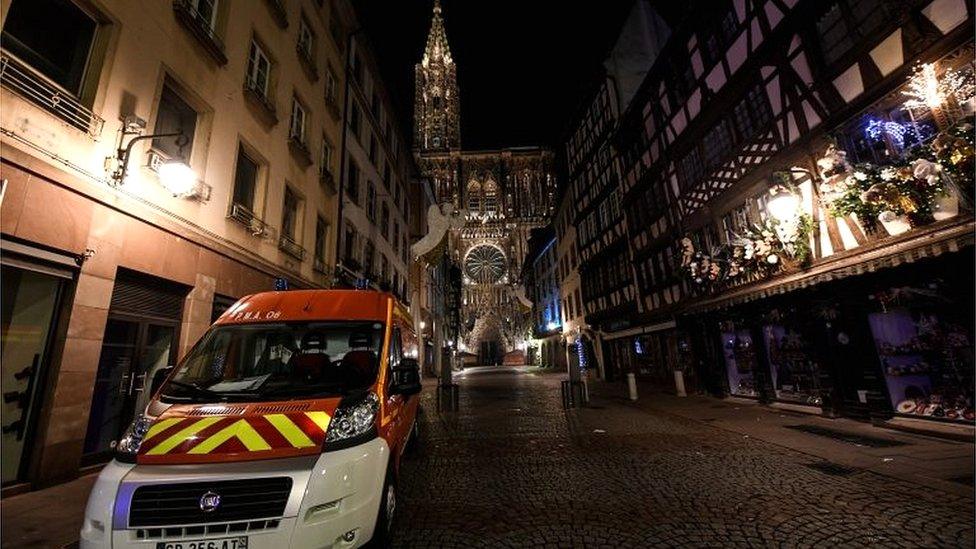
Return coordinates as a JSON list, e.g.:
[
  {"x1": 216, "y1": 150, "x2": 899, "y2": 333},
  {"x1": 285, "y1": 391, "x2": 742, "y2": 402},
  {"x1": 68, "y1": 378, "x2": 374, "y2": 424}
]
[{"x1": 683, "y1": 219, "x2": 974, "y2": 314}]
